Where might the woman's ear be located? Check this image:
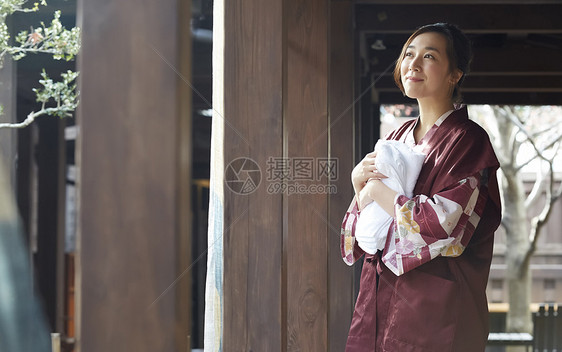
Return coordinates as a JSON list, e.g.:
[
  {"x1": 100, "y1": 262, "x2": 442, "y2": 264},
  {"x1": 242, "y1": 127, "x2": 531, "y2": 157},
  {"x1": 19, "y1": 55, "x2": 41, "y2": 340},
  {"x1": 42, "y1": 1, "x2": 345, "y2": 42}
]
[{"x1": 450, "y1": 69, "x2": 463, "y2": 85}]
